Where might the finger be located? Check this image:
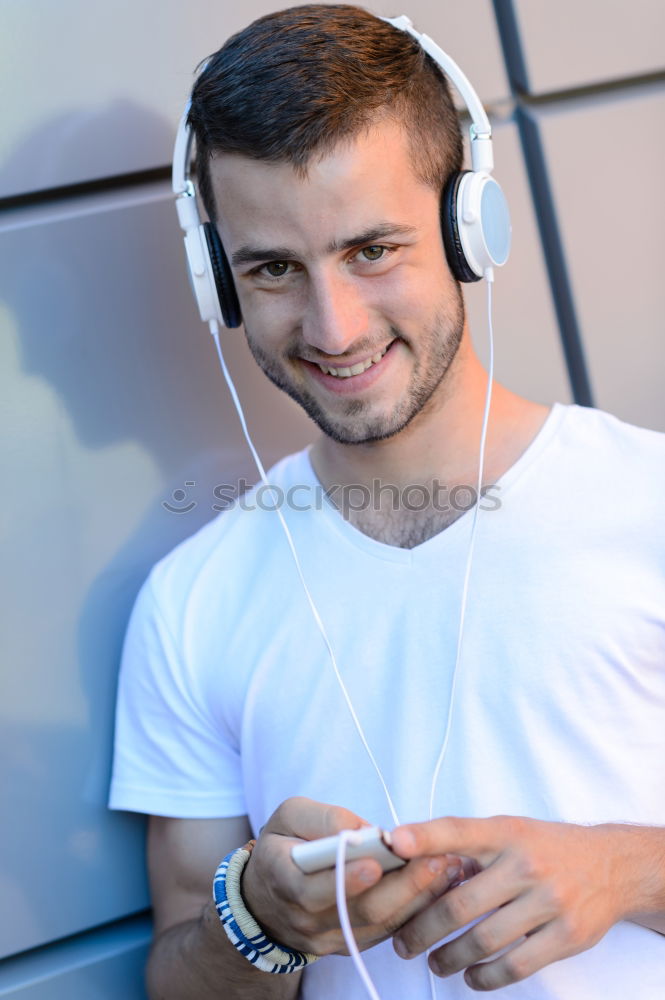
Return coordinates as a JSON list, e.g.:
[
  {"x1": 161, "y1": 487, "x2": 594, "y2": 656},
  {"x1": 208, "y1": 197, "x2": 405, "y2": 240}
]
[
  {"x1": 268, "y1": 796, "x2": 370, "y2": 840},
  {"x1": 394, "y1": 860, "x2": 517, "y2": 958},
  {"x1": 296, "y1": 857, "x2": 385, "y2": 915},
  {"x1": 266, "y1": 857, "x2": 442, "y2": 952},
  {"x1": 462, "y1": 919, "x2": 574, "y2": 991},
  {"x1": 295, "y1": 855, "x2": 454, "y2": 929},
  {"x1": 428, "y1": 894, "x2": 549, "y2": 978},
  {"x1": 388, "y1": 856, "x2": 467, "y2": 930},
  {"x1": 247, "y1": 858, "x2": 386, "y2": 951},
  {"x1": 351, "y1": 856, "x2": 464, "y2": 933},
  {"x1": 391, "y1": 816, "x2": 514, "y2": 866}
]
